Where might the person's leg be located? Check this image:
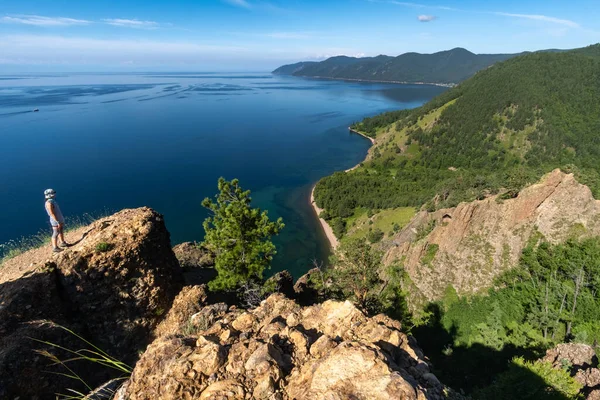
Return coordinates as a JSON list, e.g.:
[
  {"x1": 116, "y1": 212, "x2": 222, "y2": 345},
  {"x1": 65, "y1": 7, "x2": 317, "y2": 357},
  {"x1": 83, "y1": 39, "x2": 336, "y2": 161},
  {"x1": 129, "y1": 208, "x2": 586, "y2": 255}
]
[
  {"x1": 51, "y1": 226, "x2": 60, "y2": 251},
  {"x1": 58, "y1": 225, "x2": 69, "y2": 247},
  {"x1": 58, "y1": 225, "x2": 65, "y2": 244}
]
